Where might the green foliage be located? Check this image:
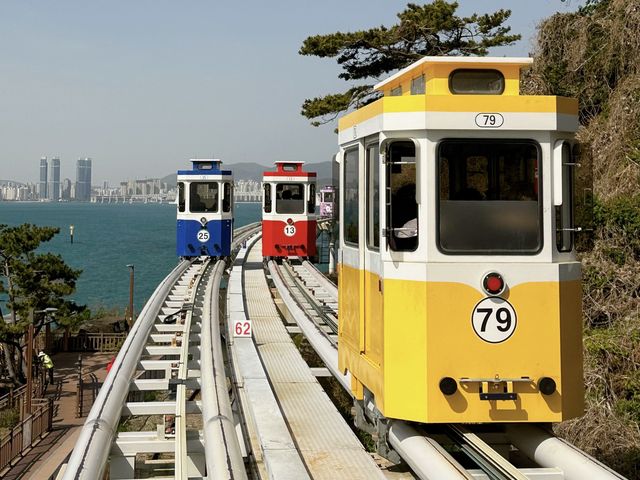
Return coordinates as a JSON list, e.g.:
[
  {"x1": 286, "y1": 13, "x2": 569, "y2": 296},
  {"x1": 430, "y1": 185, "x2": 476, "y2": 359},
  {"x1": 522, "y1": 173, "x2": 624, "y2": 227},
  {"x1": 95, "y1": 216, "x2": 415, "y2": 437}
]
[
  {"x1": 0, "y1": 407, "x2": 20, "y2": 429},
  {"x1": 299, "y1": 1, "x2": 520, "y2": 124},
  {"x1": 0, "y1": 223, "x2": 87, "y2": 341}
]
